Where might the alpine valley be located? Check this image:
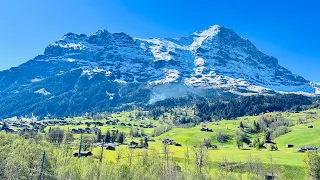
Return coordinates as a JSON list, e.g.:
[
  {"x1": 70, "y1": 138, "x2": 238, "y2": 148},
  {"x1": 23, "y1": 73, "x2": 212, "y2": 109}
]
[{"x1": 0, "y1": 25, "x2": 319, "y2": 118}]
